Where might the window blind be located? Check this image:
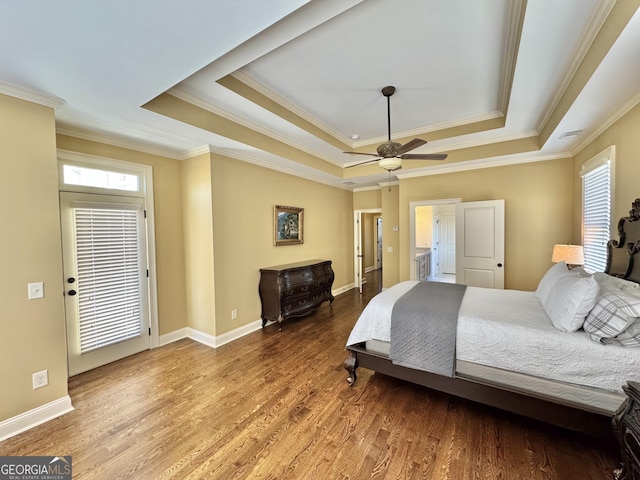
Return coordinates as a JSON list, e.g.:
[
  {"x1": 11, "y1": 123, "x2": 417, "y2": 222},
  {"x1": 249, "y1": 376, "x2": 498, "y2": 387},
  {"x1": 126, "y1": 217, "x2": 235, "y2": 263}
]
[
  {"x1": 582, "y1": 162, "x2": 611, "y2": 273},
  {"x1": 74, "y1": 207, "x2": 143, "y2": 353}
]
